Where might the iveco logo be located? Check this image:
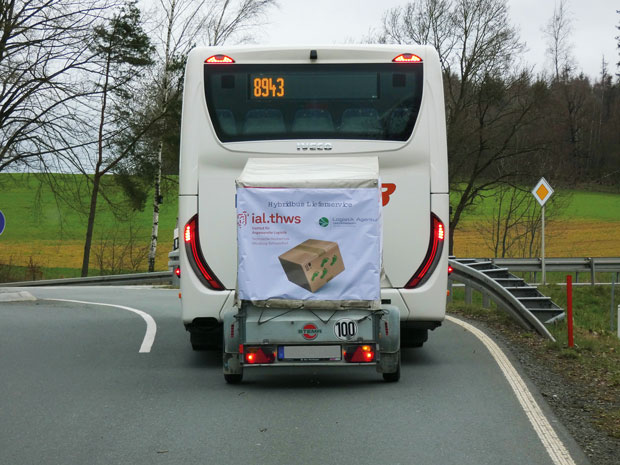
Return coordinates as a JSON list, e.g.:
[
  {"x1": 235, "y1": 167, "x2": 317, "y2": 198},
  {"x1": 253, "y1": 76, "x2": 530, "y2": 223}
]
[{"x1": 296, "y1": 142, "x2": 333, "y2": 151}]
